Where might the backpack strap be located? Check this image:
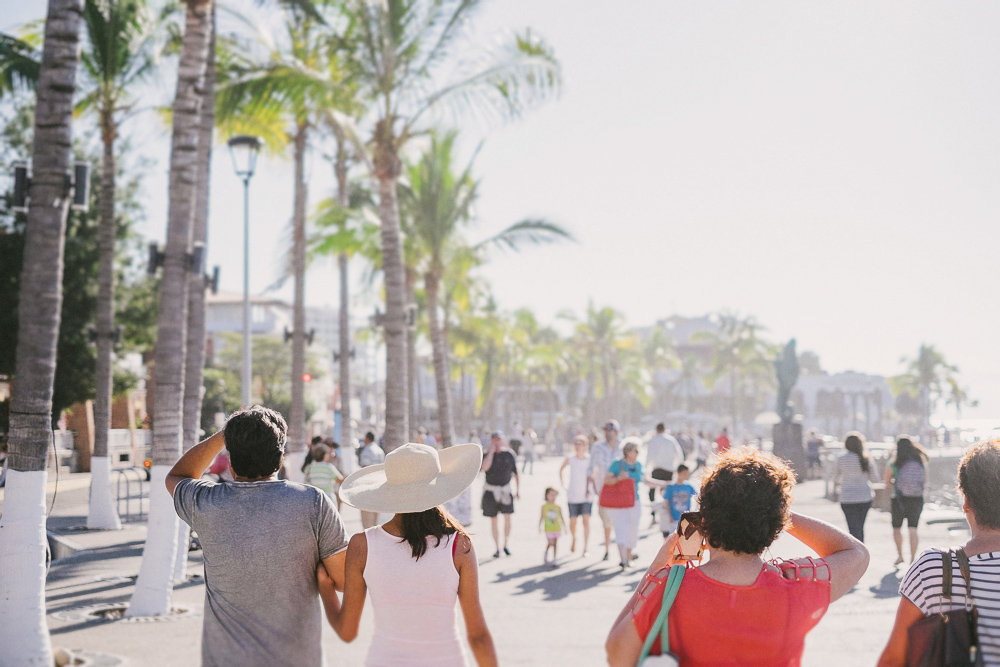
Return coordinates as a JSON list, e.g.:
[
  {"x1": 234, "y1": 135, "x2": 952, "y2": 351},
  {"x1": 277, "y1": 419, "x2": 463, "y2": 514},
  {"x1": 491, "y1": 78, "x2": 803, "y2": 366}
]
[{"x1": 638, "y1": 564, "x2": 685, "y2": 662}]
